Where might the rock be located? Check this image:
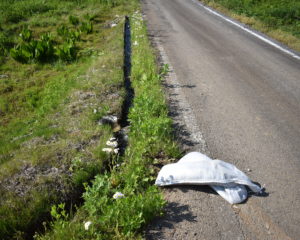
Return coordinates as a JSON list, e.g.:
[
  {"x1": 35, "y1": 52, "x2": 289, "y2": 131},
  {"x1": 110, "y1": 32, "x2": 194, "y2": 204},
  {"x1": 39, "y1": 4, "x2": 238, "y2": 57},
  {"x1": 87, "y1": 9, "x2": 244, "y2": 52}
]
[
  {"x1": 102, "y1": 148, "x2": 113, "y2": 153},
  {"x1": 98, "y1": 115, "x2": 118, "y2": 125},
  {"x1": 106, "y1": 140, "x2": 118, "y2": 148}
]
